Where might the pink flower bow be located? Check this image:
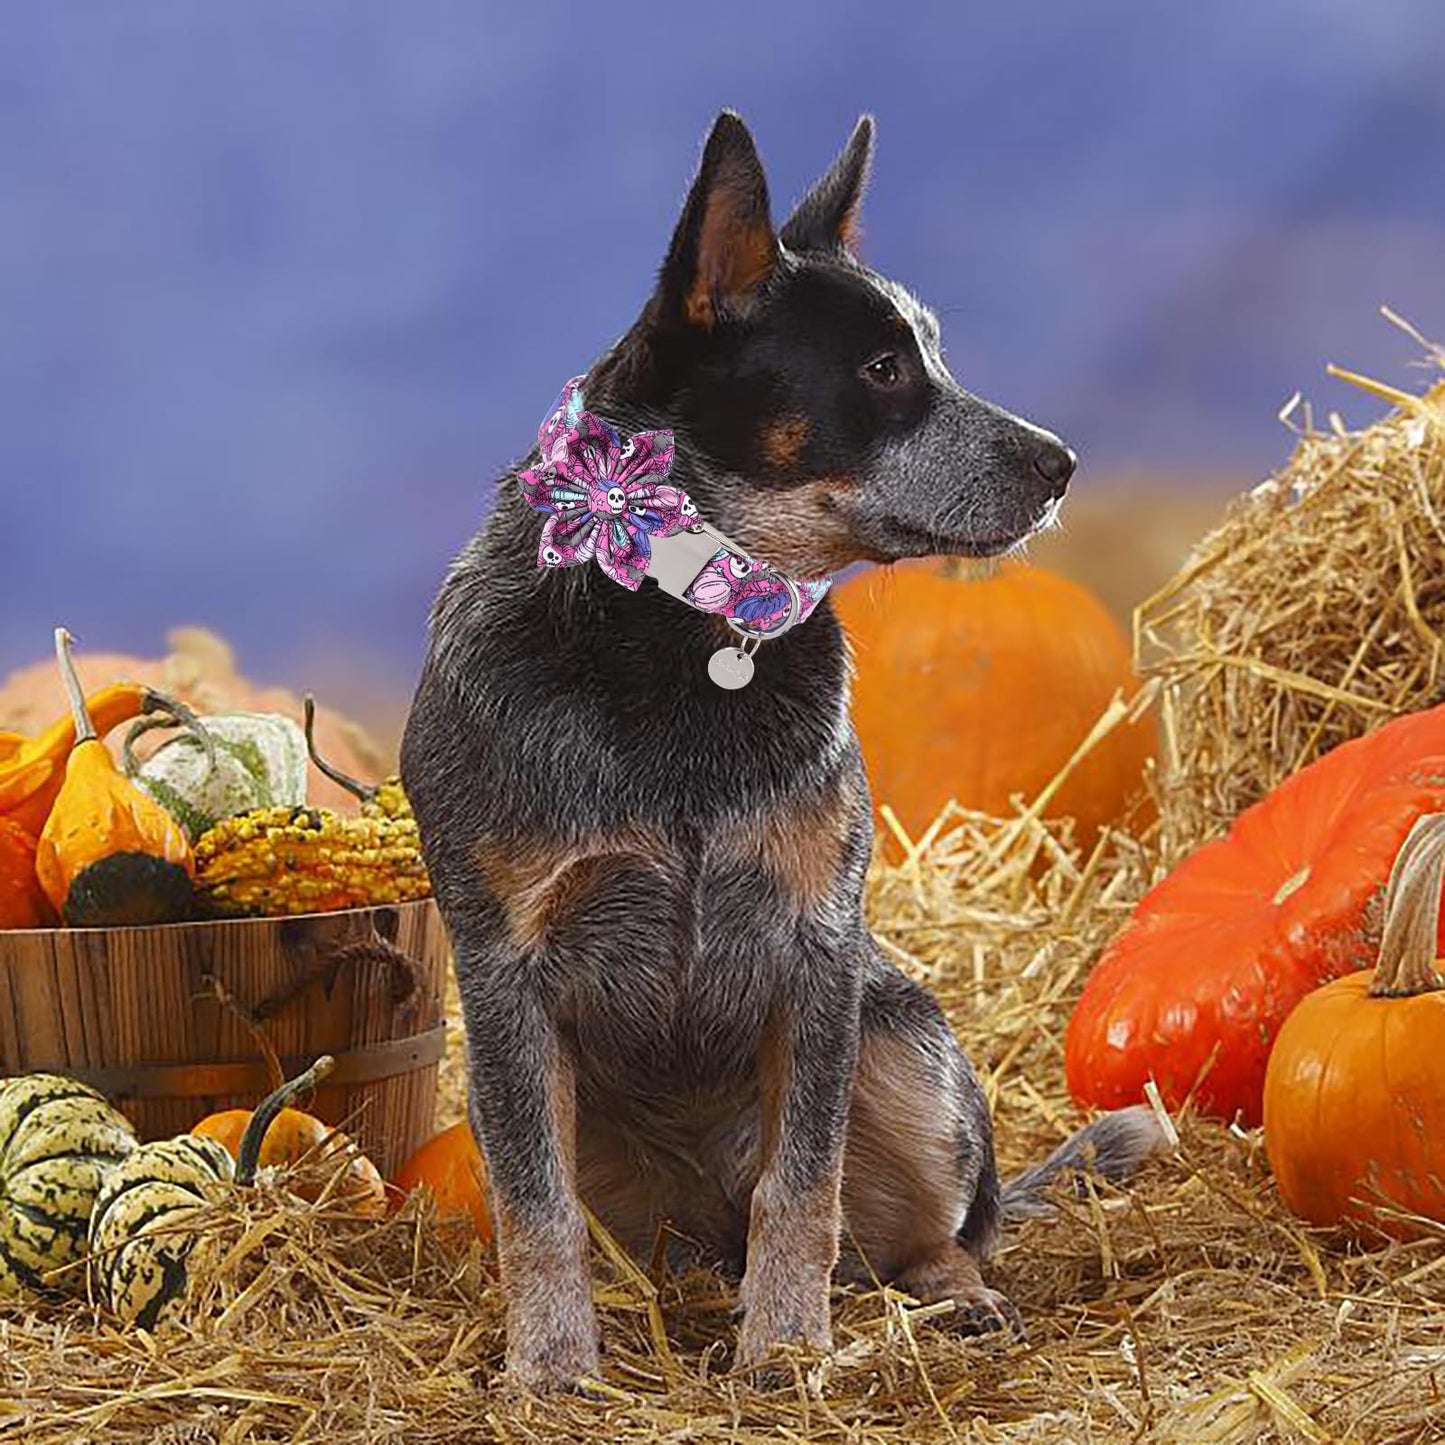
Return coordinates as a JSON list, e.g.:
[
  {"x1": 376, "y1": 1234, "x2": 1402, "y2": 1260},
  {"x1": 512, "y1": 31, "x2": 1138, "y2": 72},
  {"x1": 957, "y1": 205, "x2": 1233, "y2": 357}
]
[{"x1": 517, "y1": 376, "x2": 696, "y2": 589}]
